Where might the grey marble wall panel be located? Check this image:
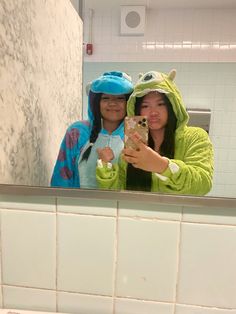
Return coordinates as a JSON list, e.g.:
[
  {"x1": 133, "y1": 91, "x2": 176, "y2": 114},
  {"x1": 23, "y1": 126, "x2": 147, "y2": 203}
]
[{"x1": 0, "y1": 0, "x2": 83, "y2": 186}]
